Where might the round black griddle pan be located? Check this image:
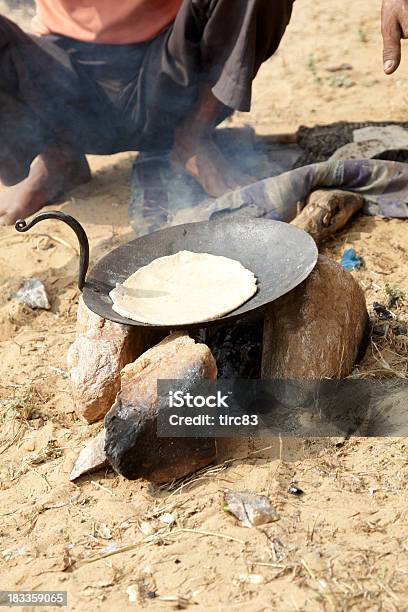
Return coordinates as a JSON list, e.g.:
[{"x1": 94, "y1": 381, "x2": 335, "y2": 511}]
[{"x1": 16, "y1": 211, "x2": 318, "y2": 330}]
